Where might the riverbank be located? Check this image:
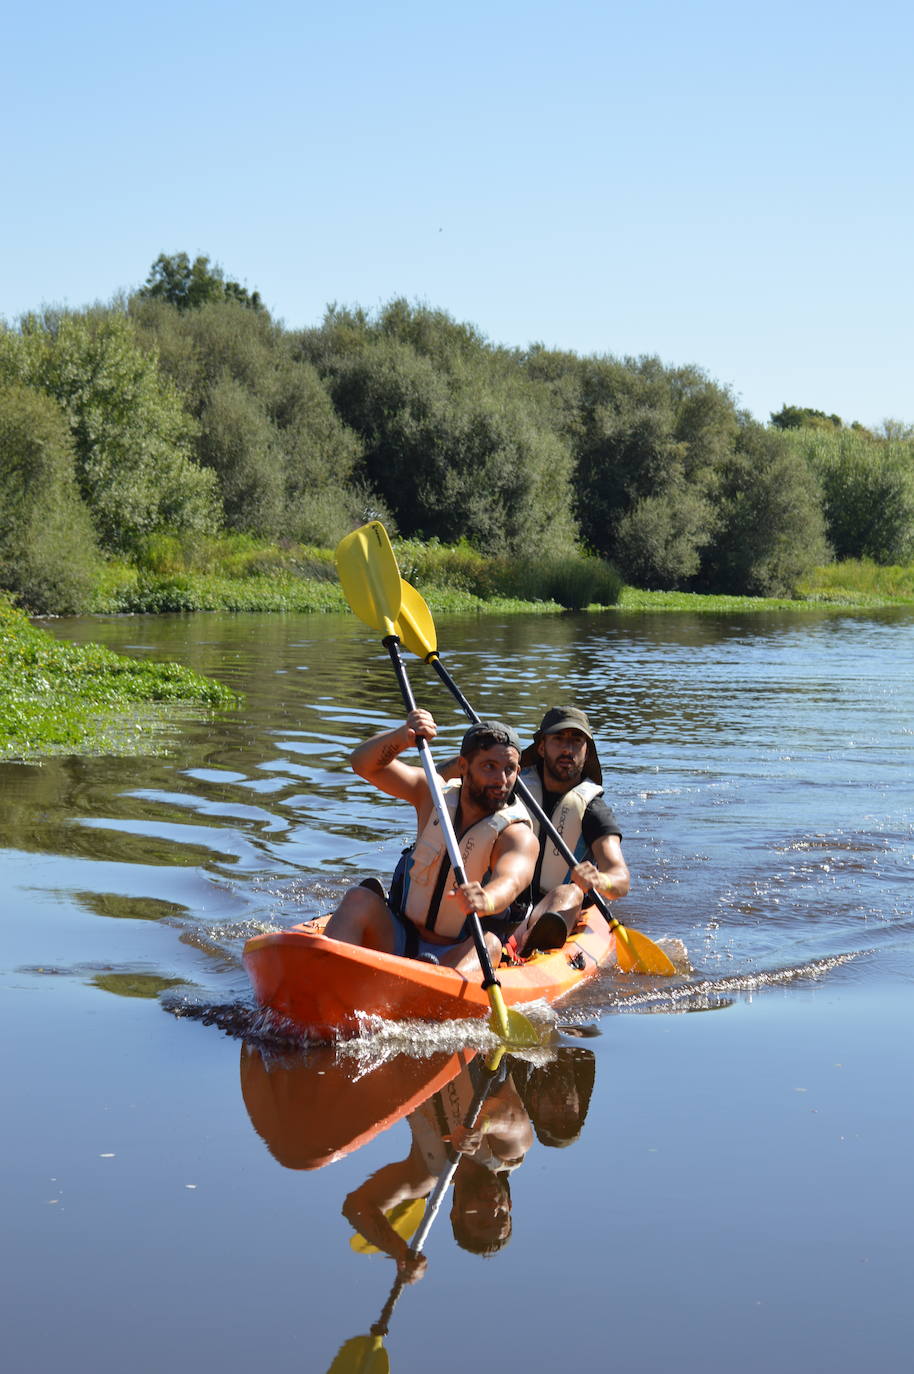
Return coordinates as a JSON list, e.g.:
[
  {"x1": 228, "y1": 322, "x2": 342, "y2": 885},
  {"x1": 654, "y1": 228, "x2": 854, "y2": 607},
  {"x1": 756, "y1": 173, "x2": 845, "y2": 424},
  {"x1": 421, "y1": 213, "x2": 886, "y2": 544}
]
[
  {"x1": 0, "y1": 596, "x2": 238, "y2": 759},
  {"x1": 87, "y1": 535, "x2": 914, "y2": 616}
]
